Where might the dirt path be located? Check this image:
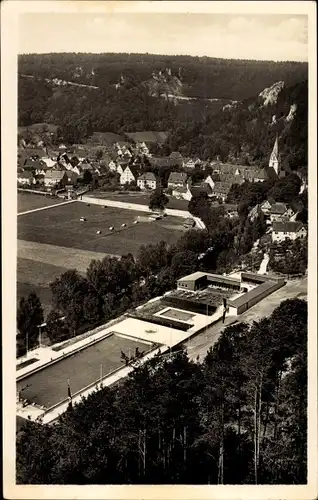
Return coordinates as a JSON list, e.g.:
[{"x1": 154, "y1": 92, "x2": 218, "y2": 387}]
[{"x1": 18, "y1": 199, "x2": 76, "y2": 216}]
